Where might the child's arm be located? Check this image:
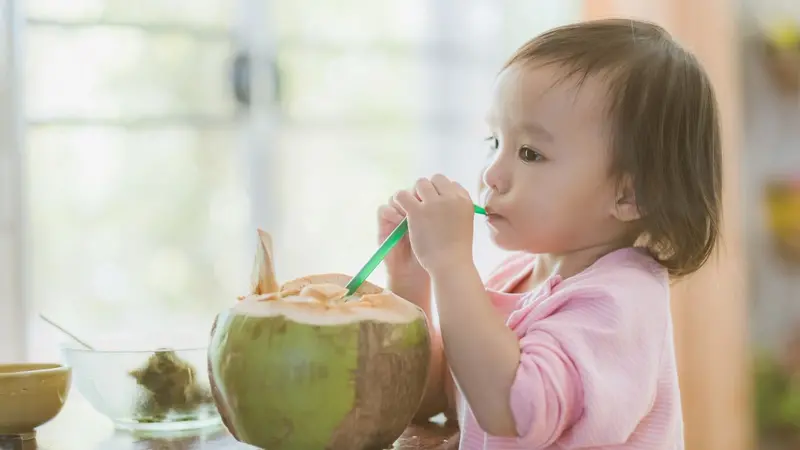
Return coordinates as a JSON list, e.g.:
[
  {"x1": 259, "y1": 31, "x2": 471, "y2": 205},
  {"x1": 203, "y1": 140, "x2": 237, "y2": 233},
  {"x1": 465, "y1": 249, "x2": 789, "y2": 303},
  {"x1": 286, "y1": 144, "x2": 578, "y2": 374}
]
[
  {"x1": 388, "y1": 274, "x2": 450, "y2": 422},
  {"x1": 431, "y1": 262, "x2": 523, "y2": 436},
  {"x1": 381, "y1": 196, "x2": 452, "y2": 422},
  {"x1": 392, "y1": 176, "x2": 523, "y2": 432},
  {"x1": 433, "y1": 262, "x2": 667, "y2": 448},
  {"x1": 413, "y1": 324, "x2": 450, "y2": 421}
]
